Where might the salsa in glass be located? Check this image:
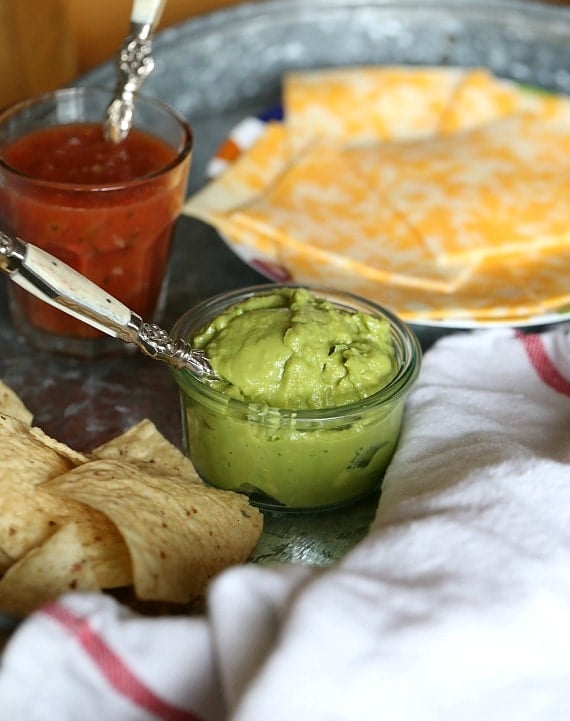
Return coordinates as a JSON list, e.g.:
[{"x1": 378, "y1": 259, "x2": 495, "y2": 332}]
[{"x1": 0, "y1": 121, "x2": 190, "y2": 339}]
